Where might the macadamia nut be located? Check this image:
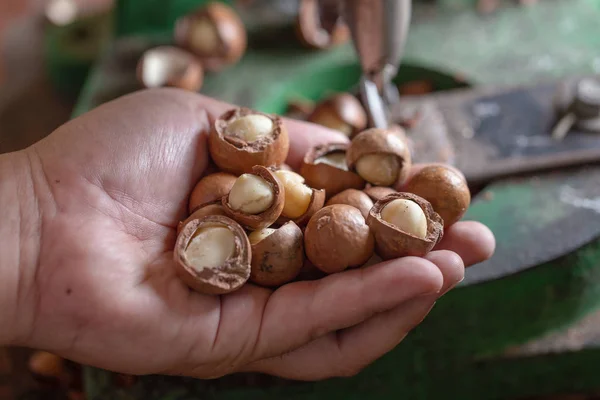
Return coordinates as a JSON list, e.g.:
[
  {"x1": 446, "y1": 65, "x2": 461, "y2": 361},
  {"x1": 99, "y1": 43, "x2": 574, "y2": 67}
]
[
  {"x1": 314, "y1": 151, "x2": 348, "y2": 171},
  {"x1": 229, "y1": 174, "x2": 275, "y2": 214},
  {"x1": 311, "y1": 113, "x2": 352, "y2": 135},
  {"x1": 381, "y1": 199, "x2": 427, "y2": 239},
  {"x1": 226, "y1": 115, "x2": 274, "y2": 142},
  {"x1": 248, "y1": 228, "x2": 277, "y2": 244},
  {"x1": 355, "y1": 154, "x2": 400, "y2": 186},
  {"x1": 189, "y1": 18, "x2": 219, "y2": 54},
  {"x1": 274, "y1": 170, "x2": 313, "y2": 219},
  {"x1": 185, "y1": 226, "x2": 235, "y2": 269}
]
